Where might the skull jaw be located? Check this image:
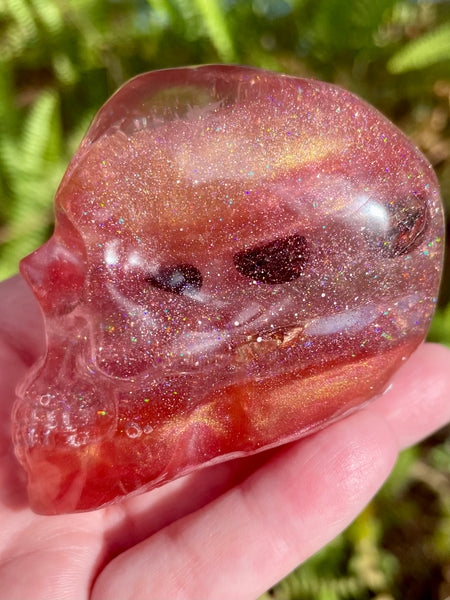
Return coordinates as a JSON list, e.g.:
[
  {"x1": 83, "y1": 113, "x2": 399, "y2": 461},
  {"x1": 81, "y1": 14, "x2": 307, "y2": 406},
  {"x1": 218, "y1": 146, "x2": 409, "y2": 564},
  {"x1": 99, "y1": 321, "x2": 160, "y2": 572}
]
[{"x1": 14, "y1": 340, "x2": 416, "y2": 514}]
